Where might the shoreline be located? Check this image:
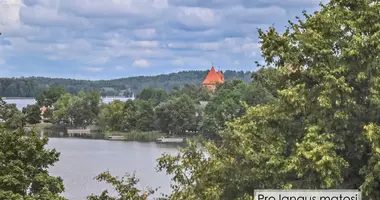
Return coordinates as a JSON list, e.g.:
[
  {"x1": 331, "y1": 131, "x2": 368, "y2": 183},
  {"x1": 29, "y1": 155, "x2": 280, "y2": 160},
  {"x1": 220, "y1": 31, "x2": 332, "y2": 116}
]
[{"x1": 25, "y1": 123, "x2": 178, "y2": 142}]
